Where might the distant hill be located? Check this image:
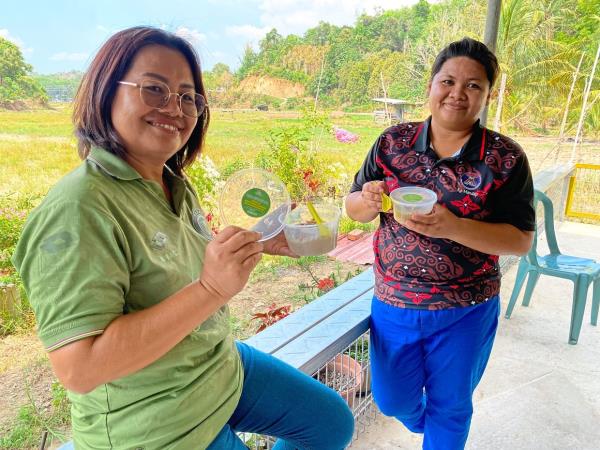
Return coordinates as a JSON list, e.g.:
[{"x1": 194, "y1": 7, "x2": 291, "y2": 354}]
[
  {"x1": 34, "y1": 71, "x2": 83, "y2": 102},
  {"x1": 231, "y1": 0, "x2": 600, "y2": 134}
]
